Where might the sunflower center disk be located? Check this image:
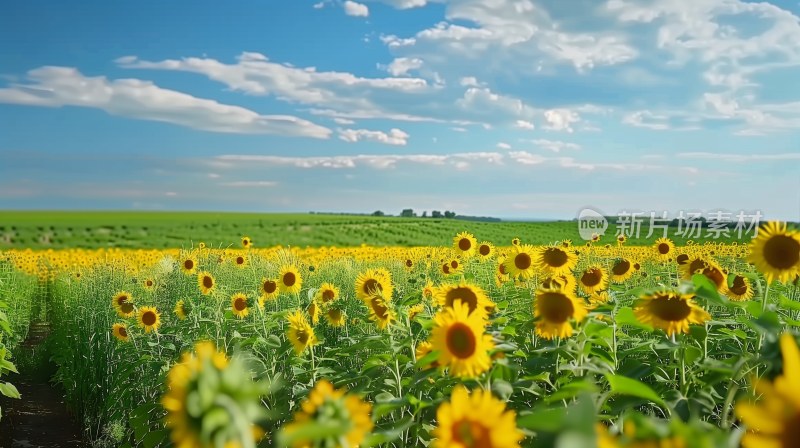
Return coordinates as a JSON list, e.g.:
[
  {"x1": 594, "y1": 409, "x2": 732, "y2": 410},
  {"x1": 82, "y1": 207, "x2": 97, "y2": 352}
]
[
  {"x1": 458, "y1": 238, "x2": 472, "y2": 251},
  {"x1": 120, "y1": 302, "x2": 134, "y2": 314},
  {"x1": 781, "y1": 411, "x2": 800, "y2": 448},
  {"x1": 479, "y1": 245, "x2": 490, "y2": 256},
  {"x1": 203, "y1": 276, "x2": 213, "y2": 288},
  {"x1": 264, "y1": 281, "x2": 277, "y2": 293},
  {"x1": 446, "y1": 323, "x2": 477, "y2": 359},
  {"x1": 543, "y1": 248, "x2": 568, "y2": 267},
  {"x1": 322, "y1": 289, "x2": 335, "y2": 302},
  {"x1": 284, "y1": 272, "x2": 297, "y2": 287},
  {"x1": 184, "y1": 260, "x2": 194, "y2": 269},
  {"x1": 581, "y1": 271, "x2": 601, "y2": 287},
  {"x1": 612, "y1": 260, "x2": 631, "y2": 275},
  {"x1": 658, "y1": 243, "x2": 670, "y2": 254},
  {"x1": 729, "y1": 276, "x2": 748, "y2": 295},
  {"x1": 452, "y1": 419, "x2": 492, "y2": 448},
  {"x1": 445, "y1": 288, "x2": 479, "y2": 313},
  {"x1": 514, "y1": 253, "x2": 531, "y2": 270},
  {"x1": 763, "y1": 235, "x2": 800, "y2": 269},
  {"x1": 539, "y1": 293, "x2": 574, "y2": 323},
  {"x1": 234, "y1": 298, "x2": 247, "y2": 311},
  {"x1": 650, "y1": 297, "x2": 692, "y2": 321},
  {"x1": 363, "y1": 279, "x2": 382, "y2": 295},
  {"x1": 142, "y1": 312, "x2": 157, "y2": 326}
]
